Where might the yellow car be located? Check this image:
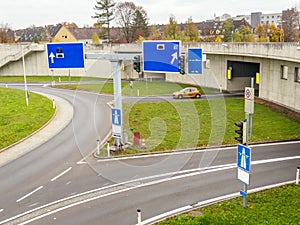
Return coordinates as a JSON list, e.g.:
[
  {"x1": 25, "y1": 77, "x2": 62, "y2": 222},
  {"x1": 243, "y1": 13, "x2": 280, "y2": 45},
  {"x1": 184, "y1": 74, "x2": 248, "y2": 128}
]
[{"x1": 173, "y1": 87, "x2": 202, "y2": 99}]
